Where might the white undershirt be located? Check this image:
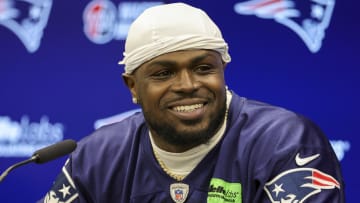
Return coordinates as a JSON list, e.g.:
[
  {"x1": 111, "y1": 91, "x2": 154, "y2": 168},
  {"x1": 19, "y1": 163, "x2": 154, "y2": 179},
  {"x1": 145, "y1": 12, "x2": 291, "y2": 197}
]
[{"x1": 149, "y1": 90, "x2": 232, "y2": 177}]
